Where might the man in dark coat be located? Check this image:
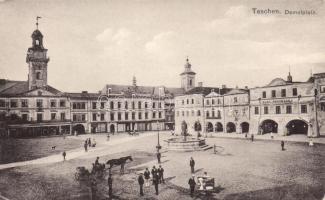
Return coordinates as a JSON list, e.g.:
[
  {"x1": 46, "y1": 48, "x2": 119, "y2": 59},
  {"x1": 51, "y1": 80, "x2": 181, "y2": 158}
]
[
  {"x1": 157, "y1": 152, "x2": 161, "y2": 164},
  {"x1": 151, "y1": 166, "x2": 157, "y2": 178},
  {"x1": 62, "y1": 151, "x2": 66, "y2": 161},
  {"x1": 190, "y1": 157, "x2": 195, "y2": 174},
  {"x1": 281, "y1": 140, "x2": 285, "y2": 151},
  {"x1": 157, "y1": 165, "x2": 164, "y2": 183},
  {"x1": 144, "y1": 168, "x2": 151, "y2": 187},
  {"x1": 84, "y1": 141, "x2": 88, "y2": 152},
  {"x1": 188, "y1": 175, "x2": 196, "y2": 197},
  {"x1": 152, "y1": 173, "x2": 159, "y2": 195},
  {"x1": 107, "y1": 174, "x2": 113, "y2": 197},
  {"x1": 138, "y1": 173, "x2": 145, "y2": 196},
  {"x1": 251, "y1": 134, "x2": 254, "y2": 142},
  {"x1": 94, "y1": 157, "x2": 100, "y2": 166}
]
